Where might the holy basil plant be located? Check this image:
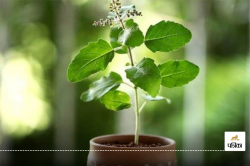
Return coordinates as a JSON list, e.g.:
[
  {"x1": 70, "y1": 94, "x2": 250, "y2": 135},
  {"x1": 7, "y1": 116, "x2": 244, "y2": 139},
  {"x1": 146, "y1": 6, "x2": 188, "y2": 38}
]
[{"x1": 67, "y1": 0, "x2": 199, "y2": 145}]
